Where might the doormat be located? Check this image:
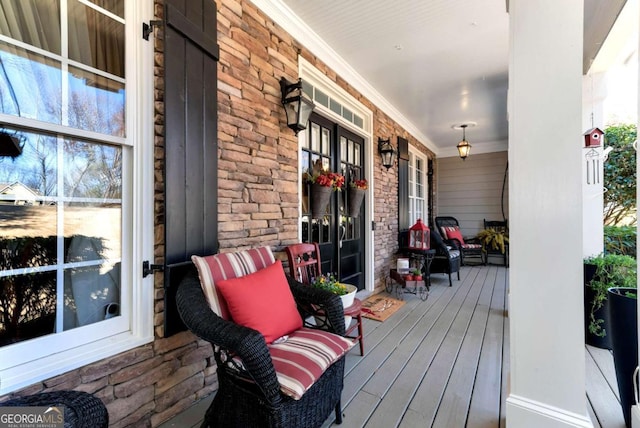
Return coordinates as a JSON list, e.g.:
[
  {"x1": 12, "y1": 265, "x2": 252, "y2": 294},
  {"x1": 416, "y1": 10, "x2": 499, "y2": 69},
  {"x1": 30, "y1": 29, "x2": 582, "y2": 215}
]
[{"x1": 361, "y1": 293, "x2": 405, "y2": 322}]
